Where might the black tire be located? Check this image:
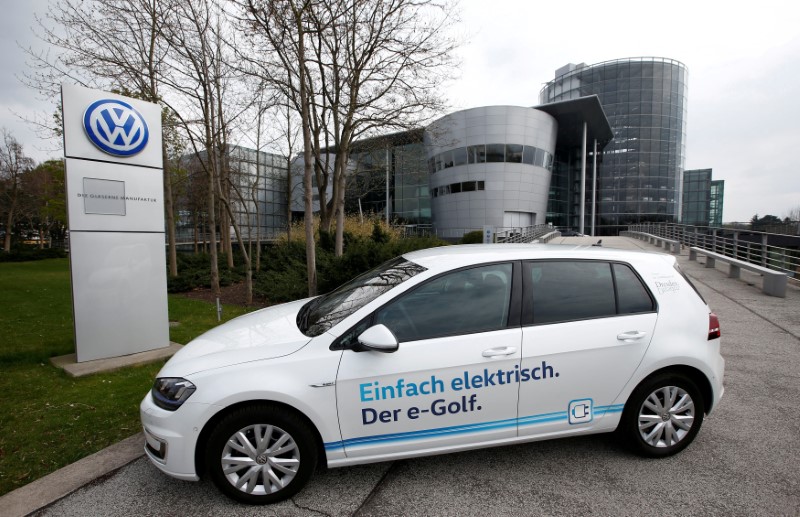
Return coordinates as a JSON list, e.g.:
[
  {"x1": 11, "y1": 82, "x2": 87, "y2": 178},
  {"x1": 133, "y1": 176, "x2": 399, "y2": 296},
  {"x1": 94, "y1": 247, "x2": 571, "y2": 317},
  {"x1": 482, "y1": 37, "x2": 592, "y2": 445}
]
[
  {"x1": 205, "y1": 404, "x2": 317, "y2": 504},
  {"x1": 620, "y1": 373, "x2": 705, "y2": 457}
]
